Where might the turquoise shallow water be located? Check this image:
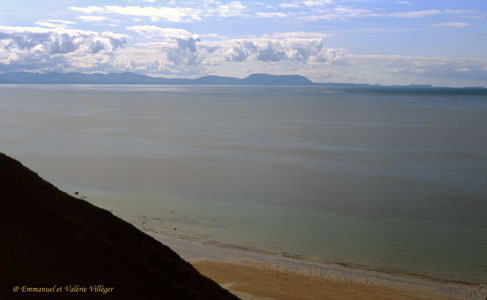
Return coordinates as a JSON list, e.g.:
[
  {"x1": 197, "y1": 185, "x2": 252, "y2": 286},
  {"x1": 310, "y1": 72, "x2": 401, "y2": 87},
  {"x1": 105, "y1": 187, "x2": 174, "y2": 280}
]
[
  {"x1": 54, "y1": 183, "x2": 487, "y2": 285},
  {"x1": 1, "y1": 85, "x2": 486, "y2": 284}
]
